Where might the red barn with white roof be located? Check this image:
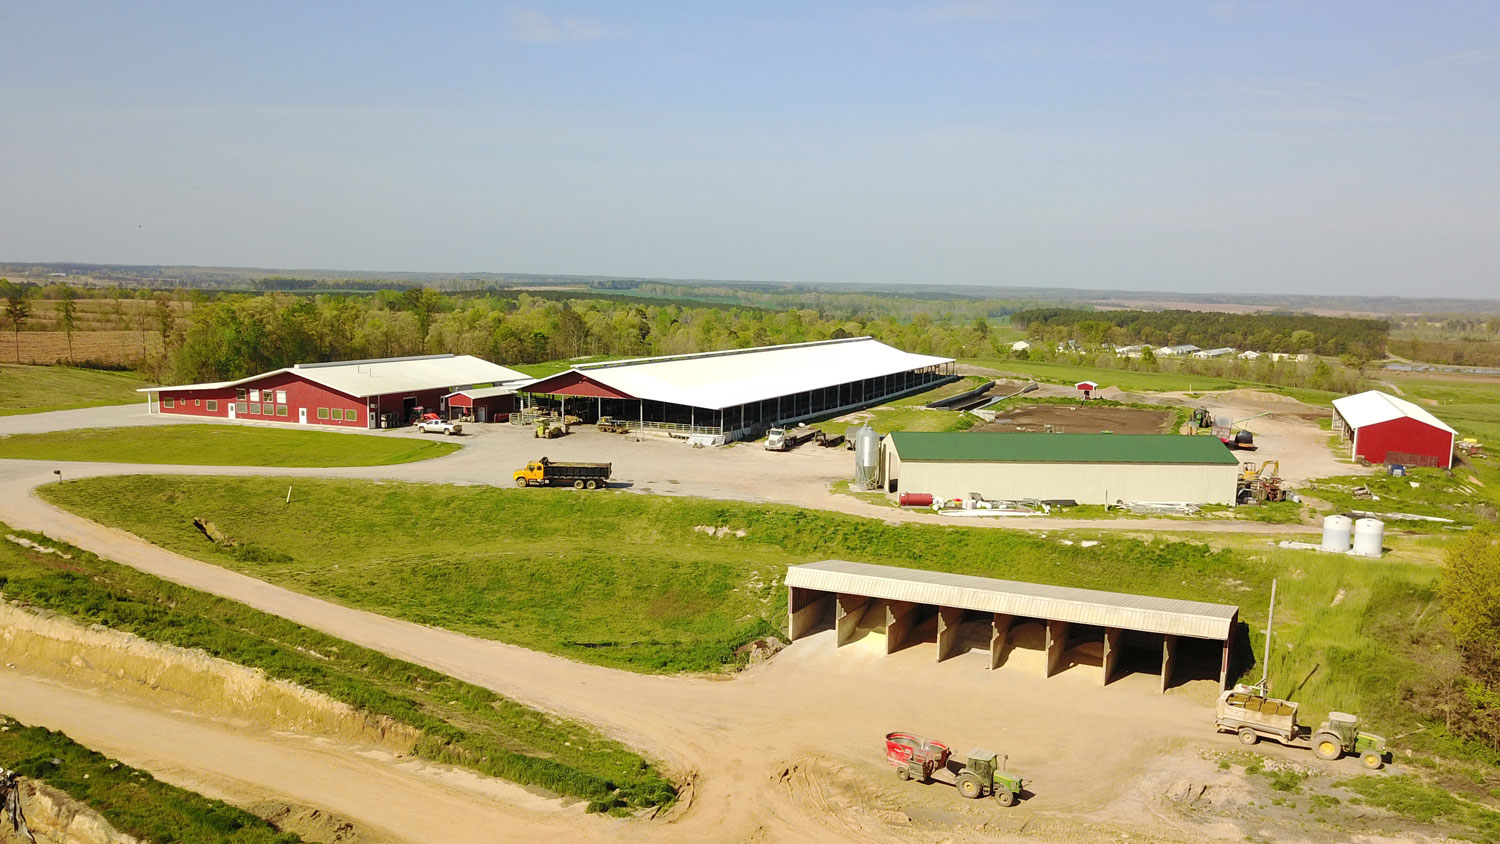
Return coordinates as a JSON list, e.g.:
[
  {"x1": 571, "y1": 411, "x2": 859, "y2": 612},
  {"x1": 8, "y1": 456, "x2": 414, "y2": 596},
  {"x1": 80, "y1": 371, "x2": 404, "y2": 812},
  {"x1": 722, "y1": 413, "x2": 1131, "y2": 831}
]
[
  {"x1": 1331, "y1": 390, "x2": 1457, "y2": 469},
  {"x1": 141, "y1": 354, "x2": 528, "y2": 429}
]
